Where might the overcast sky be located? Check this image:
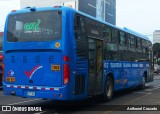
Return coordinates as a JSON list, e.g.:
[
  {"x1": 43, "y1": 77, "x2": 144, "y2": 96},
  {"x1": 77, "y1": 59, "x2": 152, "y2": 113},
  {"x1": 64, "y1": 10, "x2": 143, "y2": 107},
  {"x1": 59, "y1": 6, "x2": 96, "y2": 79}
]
[
  {"x1": 116, "y1": 0, "x2": 160, "y2": 41},
  {"x1": 0, "y1": 0, "x2": 20, "y2": 31},
  {"x1": 1, "y1": 0, "x2": 160, "y2": 41}
]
